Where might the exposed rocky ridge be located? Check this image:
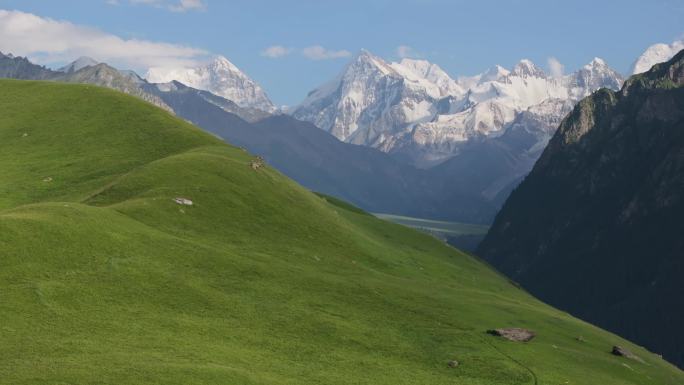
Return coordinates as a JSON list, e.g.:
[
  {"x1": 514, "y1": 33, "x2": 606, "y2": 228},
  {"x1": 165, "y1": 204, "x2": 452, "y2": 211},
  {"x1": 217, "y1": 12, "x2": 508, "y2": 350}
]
[
  {"x1": 58, "y1": 56, "x2": 99, "y2": 73},
  {"x1": 55, "y1": 64, "x2": 173, "y2": 113},
  {"x1": 478, "y1": 49, "x2": 684, "y2": 368},
  {"x1": 0, "y1": 53, "x2": 172, "y2": 112},
  {"x1": 0, "y1": 52, "x2": 54, "y2": 80}
]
